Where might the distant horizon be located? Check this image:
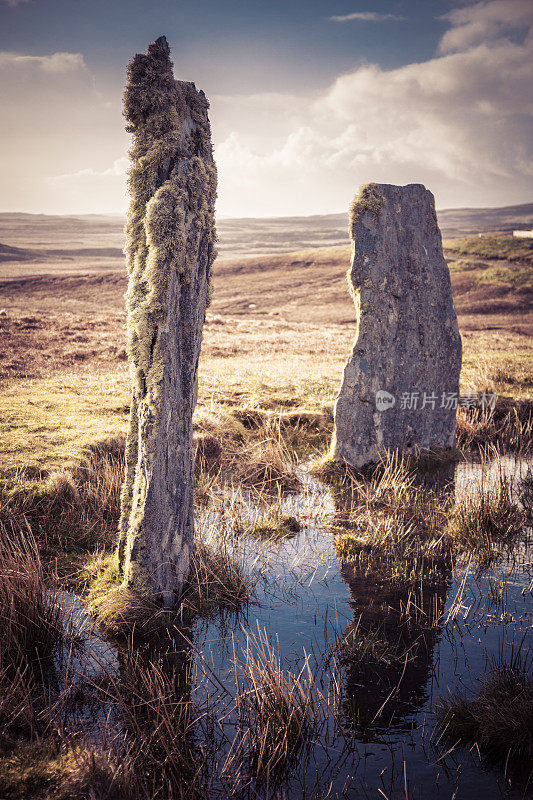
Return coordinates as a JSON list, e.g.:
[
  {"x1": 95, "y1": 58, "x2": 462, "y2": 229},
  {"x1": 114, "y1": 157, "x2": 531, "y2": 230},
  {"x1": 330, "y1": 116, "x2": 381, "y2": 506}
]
[{"x1": 1, "y1": 198, "x2": 533, "y2": 223}]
